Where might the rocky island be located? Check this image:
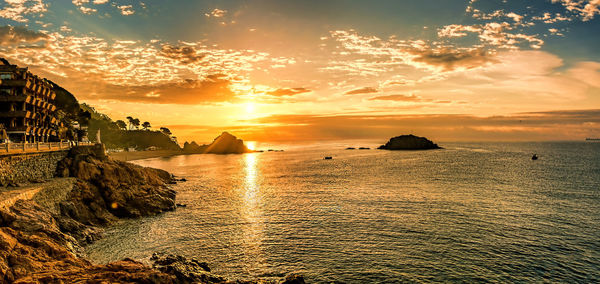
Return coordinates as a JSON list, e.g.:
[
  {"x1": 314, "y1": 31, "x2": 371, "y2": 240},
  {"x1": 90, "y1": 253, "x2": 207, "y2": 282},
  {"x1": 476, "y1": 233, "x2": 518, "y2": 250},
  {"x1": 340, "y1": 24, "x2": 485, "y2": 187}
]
[
  {"x1": 184, "y1": 132, "x2": 254, "y2": 154},
  {"x1": 378, "y1": 134, "x2": 441, "y2": 150}
]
